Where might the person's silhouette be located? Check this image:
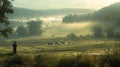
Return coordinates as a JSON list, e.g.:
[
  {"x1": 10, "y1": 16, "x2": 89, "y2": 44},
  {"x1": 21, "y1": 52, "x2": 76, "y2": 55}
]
[{"x1": 12, "y1": 41, "x2": 17, "y2": 54}]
